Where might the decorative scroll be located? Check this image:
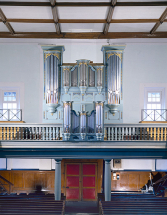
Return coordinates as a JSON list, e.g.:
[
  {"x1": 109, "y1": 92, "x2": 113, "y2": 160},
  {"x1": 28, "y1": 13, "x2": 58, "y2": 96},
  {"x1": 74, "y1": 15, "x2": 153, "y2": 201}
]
[
  {"x1": 71, "y1": 110, "x2": 79, "y2": 133},
  {"x1": 87, "y1": 110, "x2": 95, "y2": 133},
  {"x1": 45, "y1": 53, "x2": 60, "y2": 60}
]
